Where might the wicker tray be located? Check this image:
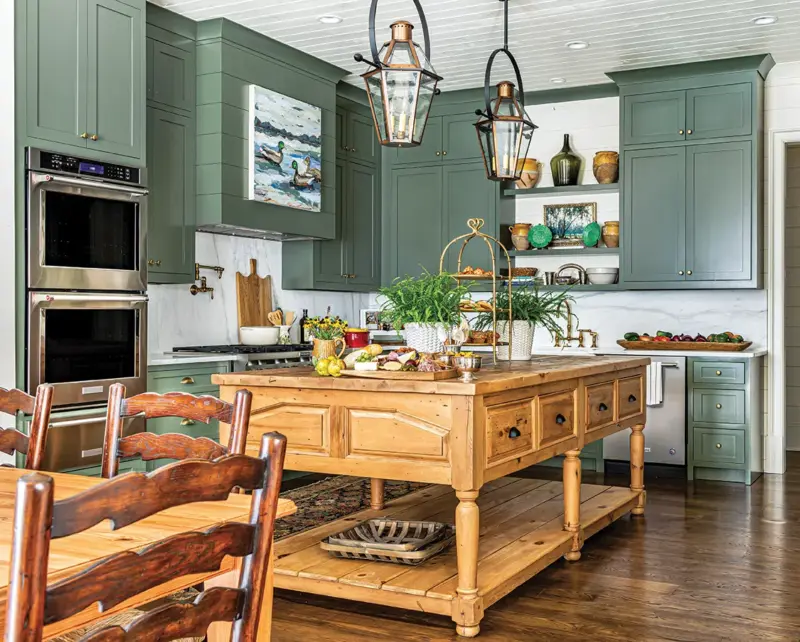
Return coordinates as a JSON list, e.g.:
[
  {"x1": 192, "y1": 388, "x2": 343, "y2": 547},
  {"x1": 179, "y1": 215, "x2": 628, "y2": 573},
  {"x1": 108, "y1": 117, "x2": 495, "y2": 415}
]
[
  {"x1": 321, "y1": 527, "x2": 455, "y2": 565},
  {"x1": 326, "y1": 519, "x2": 450, "y2": 552},
  {"x1": 617, "y1": 340, "x2": 753, "y2": 352}
]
